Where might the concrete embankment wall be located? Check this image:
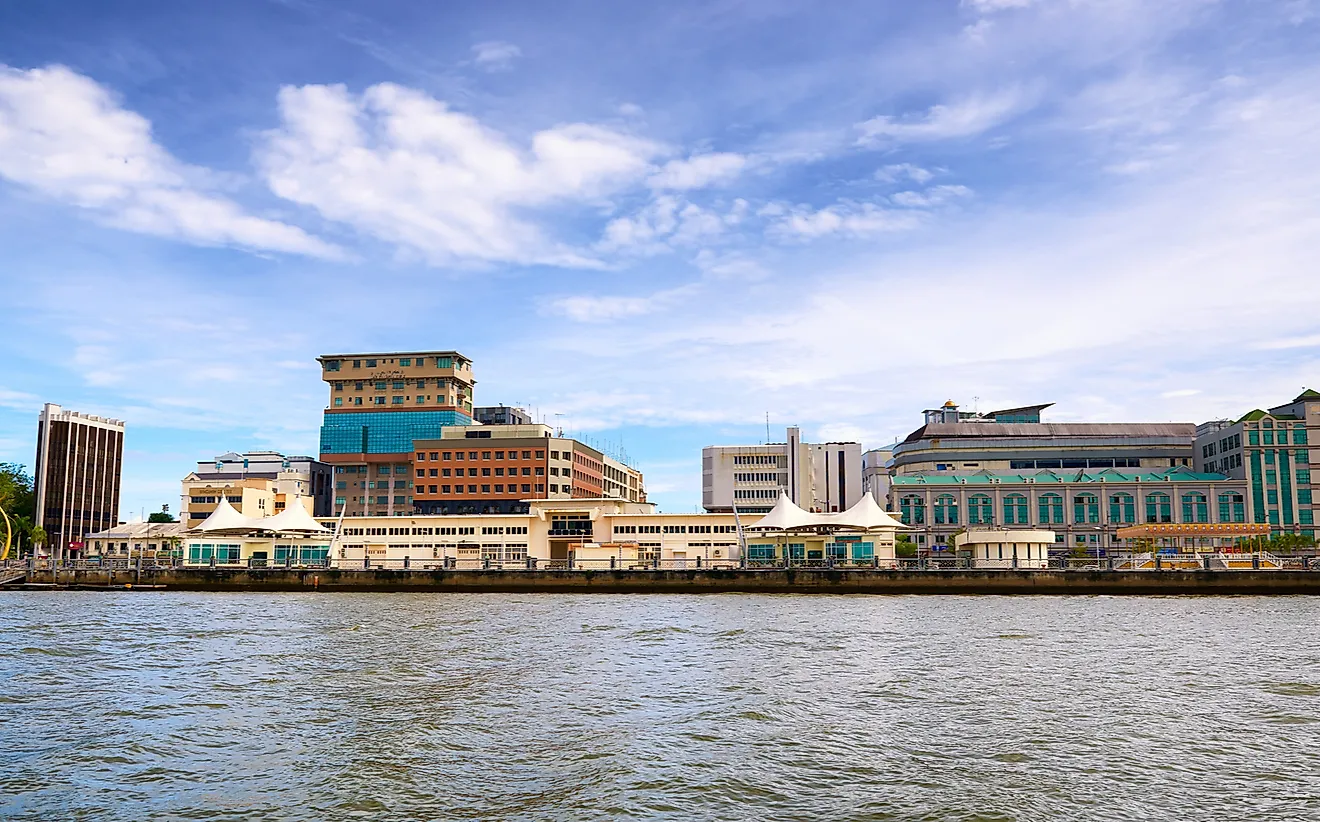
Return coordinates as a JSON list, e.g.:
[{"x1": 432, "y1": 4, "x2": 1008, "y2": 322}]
[{"x1": 14, "y1": 568, "x2": 1320, "y2": 594}]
